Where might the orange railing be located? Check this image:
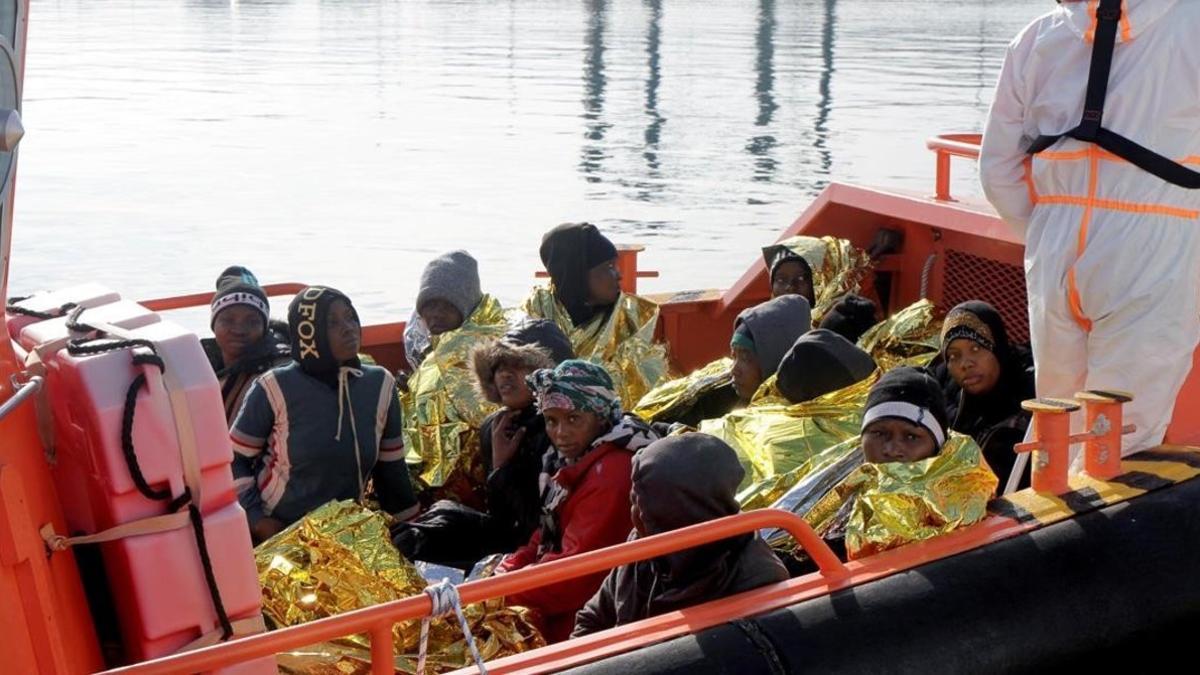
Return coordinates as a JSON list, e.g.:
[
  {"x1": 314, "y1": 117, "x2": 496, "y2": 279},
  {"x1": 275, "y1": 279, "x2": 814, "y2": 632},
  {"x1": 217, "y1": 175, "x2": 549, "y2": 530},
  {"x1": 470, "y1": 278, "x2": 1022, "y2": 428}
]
[
  {"x1": 139, "y1": 282, "x2": 308, "y2": 313},
  {"x1": 927, "y1": 133, "x2": 982, "y2": 201},
  {"x1": 534, "y1": 245, "x2": 658, "y2": 295},
  {"x1": 101, "y1": 509, "x2": 843, "y2": 675}
]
